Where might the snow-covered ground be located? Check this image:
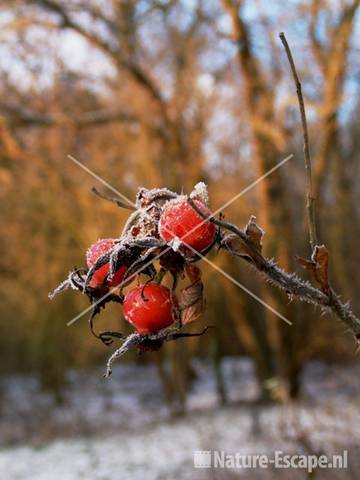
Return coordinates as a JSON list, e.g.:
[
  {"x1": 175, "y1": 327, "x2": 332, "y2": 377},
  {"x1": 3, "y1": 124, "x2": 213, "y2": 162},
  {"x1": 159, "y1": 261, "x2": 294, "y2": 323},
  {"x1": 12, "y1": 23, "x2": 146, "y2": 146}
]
[{"x1": 0, "y1": 359, "x2": 359, "y2": 479}]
